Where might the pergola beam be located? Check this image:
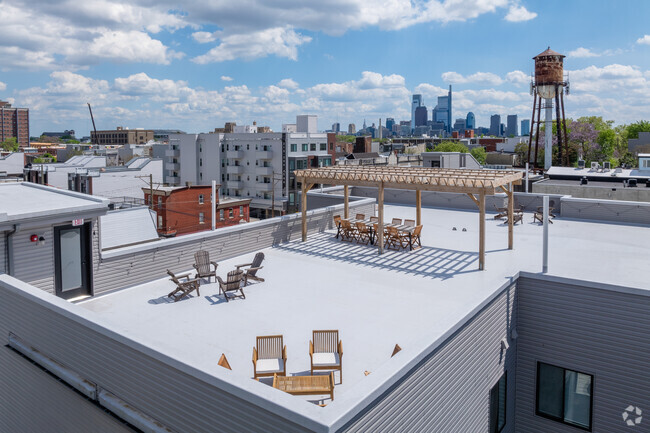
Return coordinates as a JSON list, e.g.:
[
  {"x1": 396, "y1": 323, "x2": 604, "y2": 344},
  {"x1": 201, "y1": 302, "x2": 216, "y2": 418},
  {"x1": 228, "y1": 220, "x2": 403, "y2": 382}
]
[
  {"x1": 344, "y1": 185, "x2": 349, "y2": 218},
  {"x1": 416, "y1": 190, "x2": 421, "y2": 226}
]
